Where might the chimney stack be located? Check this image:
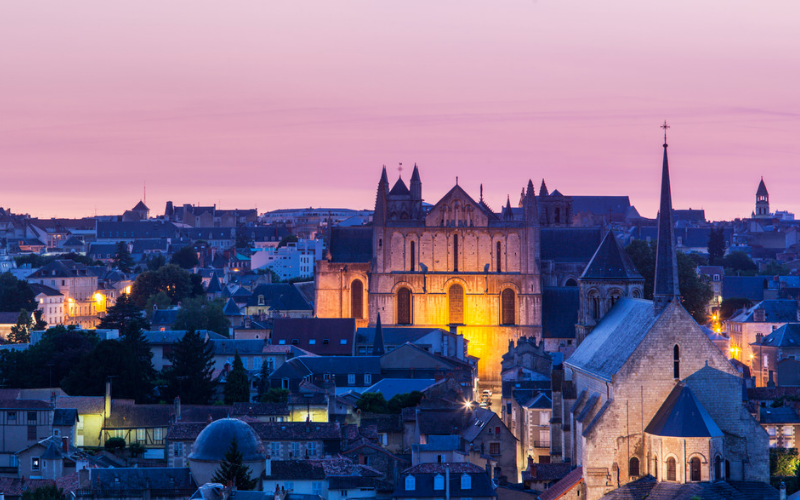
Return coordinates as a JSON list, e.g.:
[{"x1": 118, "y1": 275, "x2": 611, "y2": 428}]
[
  {"x1": 62, "y1": 436, "x2": 69, "y2": 453},
  {"x1": 105, "y1": 379, "x2": 112, "y2": 418}
]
